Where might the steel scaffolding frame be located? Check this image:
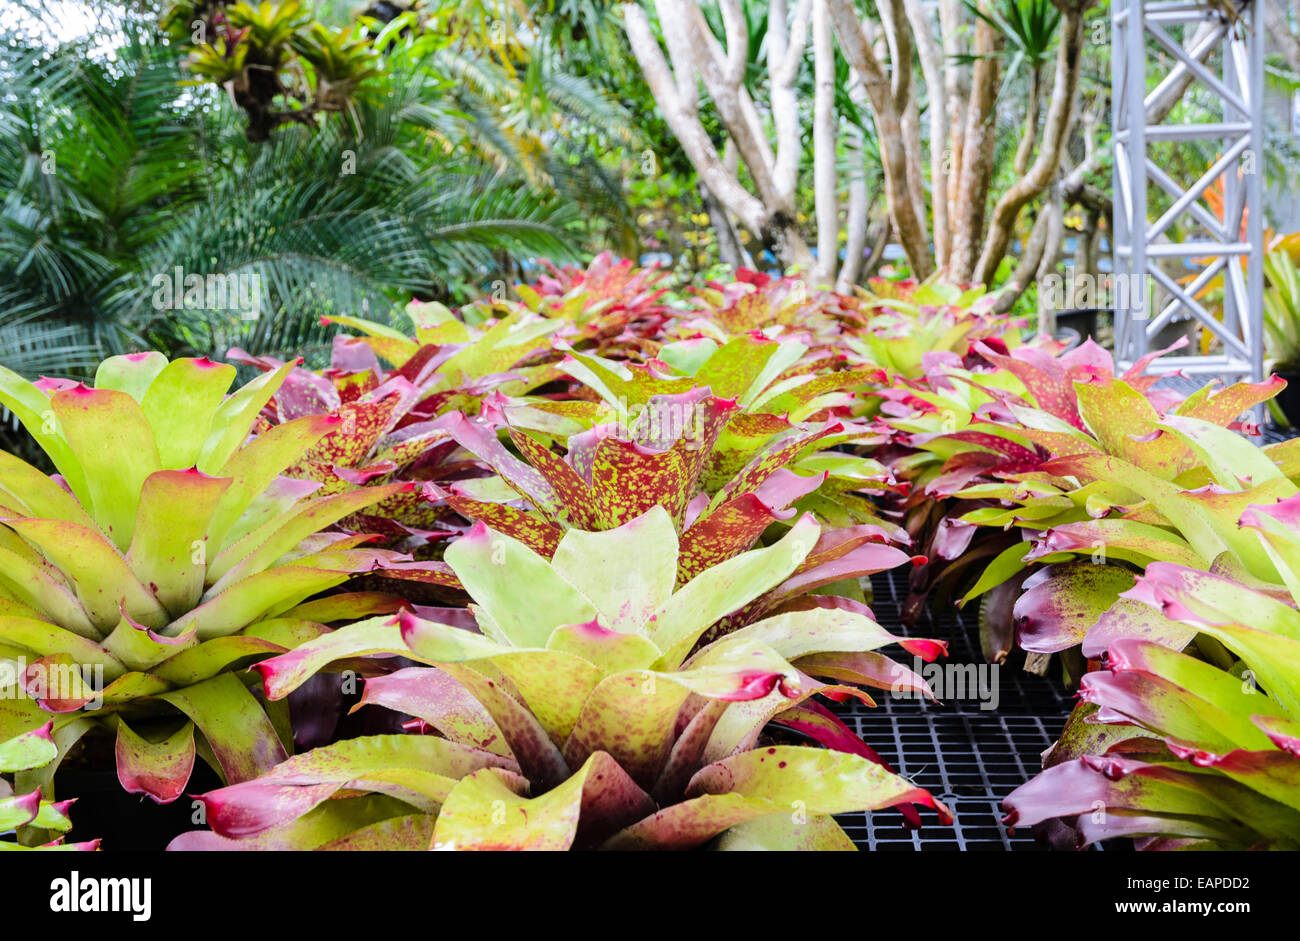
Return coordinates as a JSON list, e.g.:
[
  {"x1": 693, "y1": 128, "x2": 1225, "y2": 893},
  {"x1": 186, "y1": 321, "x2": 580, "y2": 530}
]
[{"x1": 1110, "y1": 0, "x2": 1264, "y2": 382}]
